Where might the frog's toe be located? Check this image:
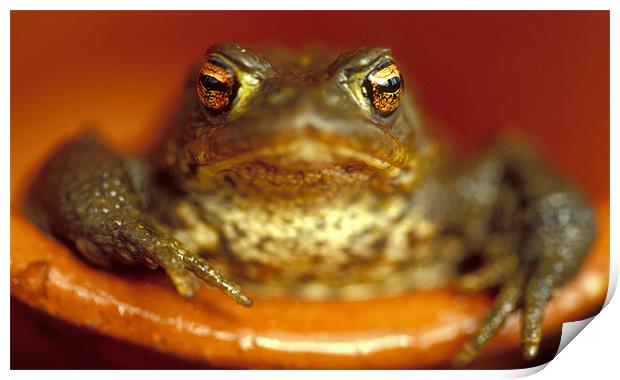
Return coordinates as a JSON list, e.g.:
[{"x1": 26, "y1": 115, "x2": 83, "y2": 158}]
[
  {"x1": 119, "y1": 222, "x2": 251, "y2": 306},
  {"x1": 454, "y1": 269, "x2": 526, "y2": 366},
  {"x1": 521, "y1": 264, "x2": 561, "y2": 359},
  {"x1": 145, "y1": 238, "x2": 193, "y2": 297},
  {"x1": 456, "y1": 254, "x2": 517, "y2": 293},
  {"x1": 182, "y1": 253, "x2": 252, "y2": 307},
  {"x1": 162, "y1": 263, "x2": 196, "y2": 298}
]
